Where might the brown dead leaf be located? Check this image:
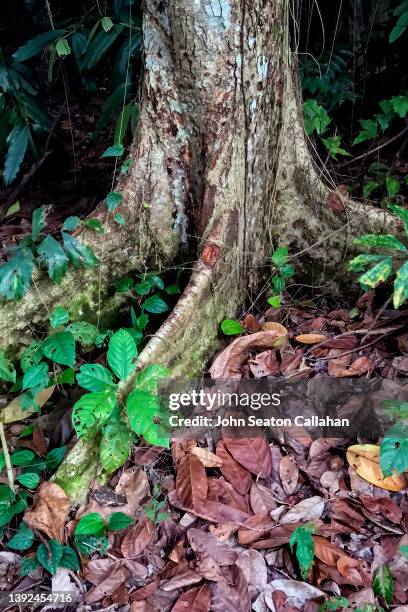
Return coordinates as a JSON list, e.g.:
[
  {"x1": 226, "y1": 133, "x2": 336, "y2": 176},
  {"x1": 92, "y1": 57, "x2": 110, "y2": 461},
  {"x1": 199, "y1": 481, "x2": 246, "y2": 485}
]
[
  {"x1": 223, "y1": 436, "x2": 271, "y2": 478},
  {"x1": 236, "y1": 549, "x2": 267, "y2": 593},
  {"x1": 130, "y1": 601, "x2": 155, "y2": 612},
  {"x1": 248, "y1": 350, "x2": 281, "y2": 377},
  {"x1": 249, "y1": 482, "x2": 277, "y2": 515},
  {"x1": 331, "y1": 355, "x2": 374, "y2": 378},
  {"x1": 360, "y1": 495, "x2": 402, "y2": 523},
  {"x1": 84, "y1": 559, "x2": 120, "y2": 585},
  {"x1": 172, "y1": 585, "x2": 211, "y2": 612},
  {"x1": 216, "y1": 440, "x2": 252, "y2": 495},
  {"x1": 346, "y1": 444, "x2": 407, "y2": 491},
  {"x1": 86, "y1": 566, "x2": 128, "y2": 604},
  {"x1": 130, "y1": 580, "x2": 158, "y2": 602},
  {"x1": 238, "y1": 515, "x2": 277, "y2": 545},
  {"x1": 190, "y1": 447, "x2": 223, "y2": 468},
  {"x1": 207, "y1": 477, "x2": 251, "y2": 514},
  {"x1": 3, "y1": 385, "x2": 55, "y2": 423},
  {"x1": 243, "y1": 314, "x2": 261, "y2": 333},
  {"x1": 313, "y1": 536, "x2": 362, "y2": 579},
  {"x1": 281, "y1": 497, "x2": 325, "y2": 524},
  {"x1": 262, "y1": 322, "x2": 288, "y2": 336},
  {"x1": 187, "y1": 528, "x2": 237, "y2": 566},
  {"x1": 161, "y1": 568, "x2": 203, "y2": 591},
  {"x1": 211, "y1": 565, "x2": 250, "y2": 612},
  {"x1": 210, "y1": 330, "x2": 286, "y2": 379},
  {"x1": 121, "y1": 518, "x2": 155, "y2": 558},
  {"x1": 114, "y1": 467, "x2": 150, "y2": 514},
  {"x1": 24, "y1": 482, "x2": 69, "y2": 543},
  {"x1": 176, "y1": 453, "x2": 208, "y2": 512},
  {"x1": 295, "y1": 333, "x2": 328, "y2": 344},
  {"x1": 279, "y1": 456, "x2": 299, "y2": 494}
]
